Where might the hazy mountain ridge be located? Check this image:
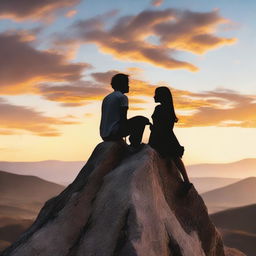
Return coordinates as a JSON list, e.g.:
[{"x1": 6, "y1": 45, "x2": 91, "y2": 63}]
[
  {"x1": 191, "y1": 177, "x2": 240, "y2": 193},
  {"x1": 0, "y1": 171, "x2": 65, "y2": 252},
  {"x1": 0, "y1": 170, "x2": 64, "y2": 209},
  {"x1": 202, "y1": 177, "x2": 256, "y2": 213},
  {"x1": 188, "y1": 158, "x2": 256, "y2": 178},
  {"x1": 211, "y1": 204, "x2": 256, "y2": 256},
  {"x1": 1, "y1": 158, "x2": 256, "y2": 186},
  {"x1": 0, "y1": 218, "x2": 33, "y2": 253},
  {"x1": 0, "y1": 161, "x2": 84, "y2": 185}
]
